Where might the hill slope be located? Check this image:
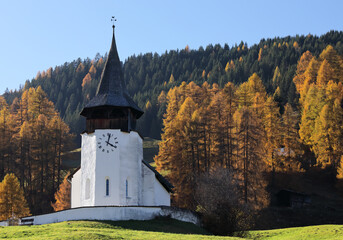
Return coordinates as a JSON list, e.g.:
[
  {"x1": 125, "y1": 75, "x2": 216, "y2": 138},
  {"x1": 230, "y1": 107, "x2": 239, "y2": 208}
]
[
  {"x1": 1, "y1": 220, "x2": 343, "y2": 239},
  {"x1": 248, "y1": 225, "x2": 343, "y2": 240},
  {"x1": 0, "y1": 219, "x2": 238, "y2": 240}
]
